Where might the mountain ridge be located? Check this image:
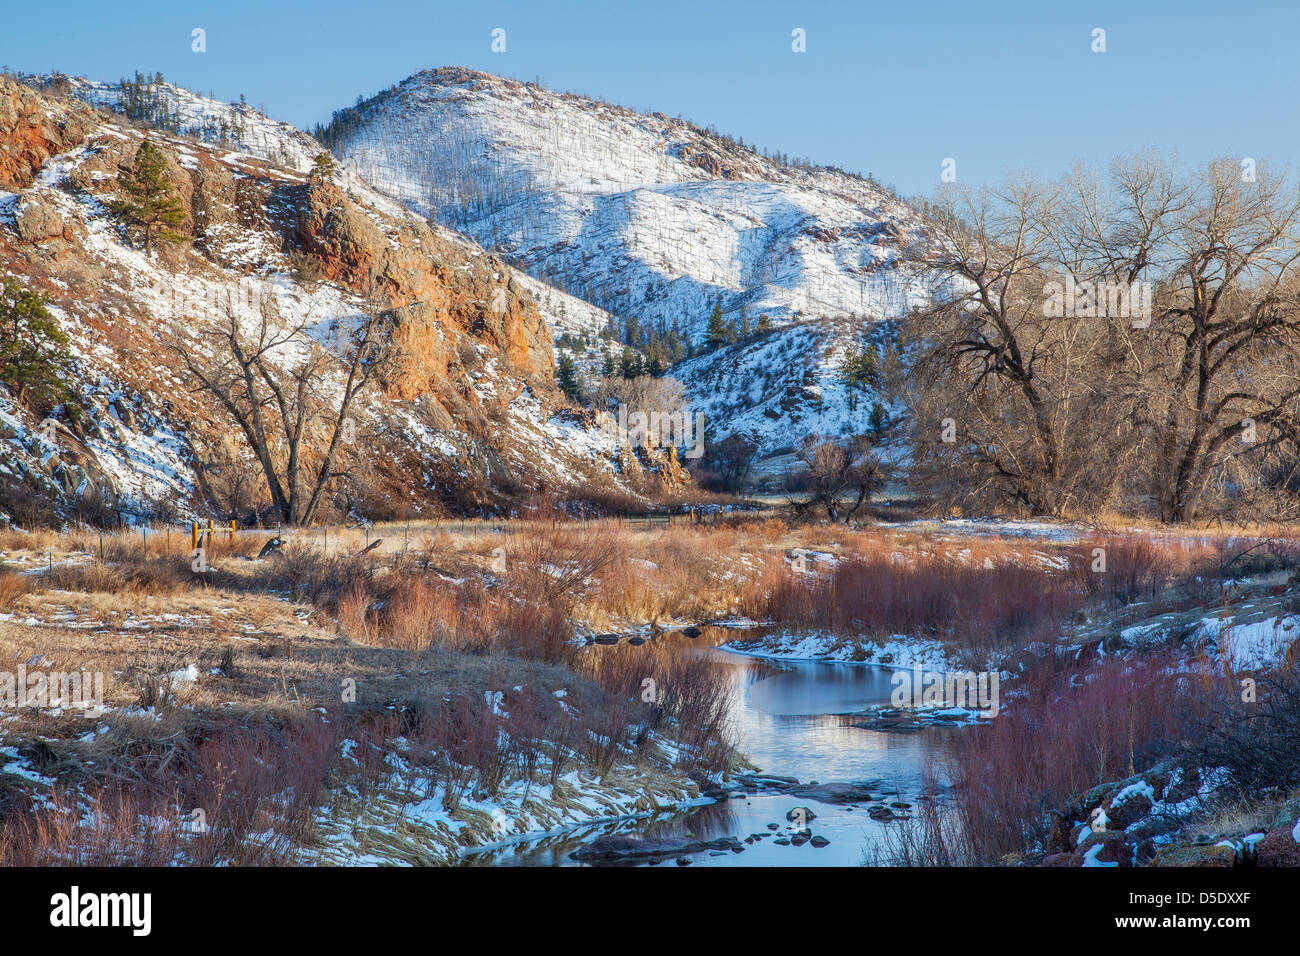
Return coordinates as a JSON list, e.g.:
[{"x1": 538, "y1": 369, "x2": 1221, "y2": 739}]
[{"x1": 321, "y1": 65, "x2": 935, "y2": 454}]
